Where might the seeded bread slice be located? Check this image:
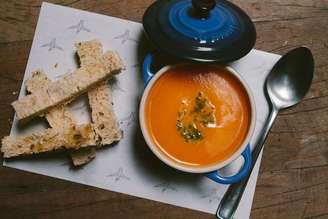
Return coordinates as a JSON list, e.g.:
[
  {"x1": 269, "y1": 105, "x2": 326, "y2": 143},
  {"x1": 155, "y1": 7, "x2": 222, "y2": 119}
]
[
  {"x1": 25, "y1": 70, "x2": 96, "y2": 166},
  {"x1": 3, "y1": 39, "x2": 123, "y2": 160},
  {"x1": 76, "y1": 40, "x2": 122, "y2": 145},
  {"x1": 25, "y1": 70, "x2": 76, "y2": 129},
  {"x1": 88, "y1": 82, "x2": 122, "y2": 144},
  {"x1": 1, "y1": 124, "x2": 95, "y2": 158},
  {"x1": 12, "y1": 40, "x2": 123, "y2": 122}
]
